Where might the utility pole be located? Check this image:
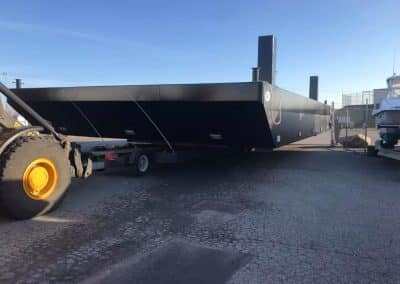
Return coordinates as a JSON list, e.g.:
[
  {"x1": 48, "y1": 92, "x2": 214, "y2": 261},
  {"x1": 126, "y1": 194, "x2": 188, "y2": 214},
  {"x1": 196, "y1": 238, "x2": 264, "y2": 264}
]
[
  {"x1": 346, "y1": 107, "x2": 349, "y2": 141},
  {"x1": 330, "y1": 101, "x2": 336, "y2": 147},
  {"x1": 1, "y1": 72, "x2": 7, "y2": 84}
]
